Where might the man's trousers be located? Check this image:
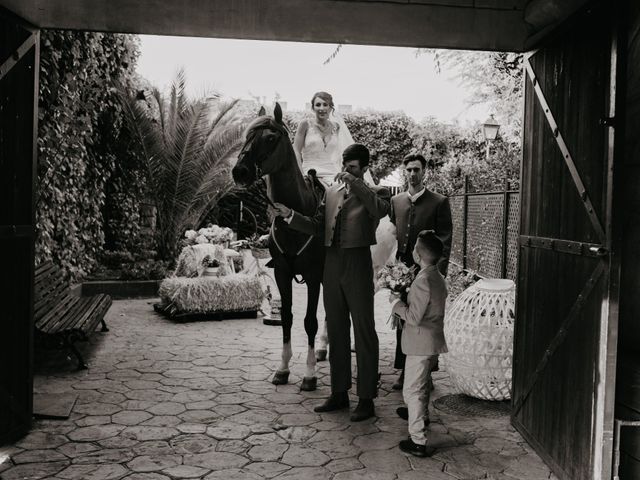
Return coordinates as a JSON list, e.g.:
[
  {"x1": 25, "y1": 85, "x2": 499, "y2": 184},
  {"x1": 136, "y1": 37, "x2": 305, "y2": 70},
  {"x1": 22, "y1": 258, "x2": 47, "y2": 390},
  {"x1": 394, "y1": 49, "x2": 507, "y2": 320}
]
[{"x1": 323, "y1": 246, "x2": 379, "y2": 399}]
